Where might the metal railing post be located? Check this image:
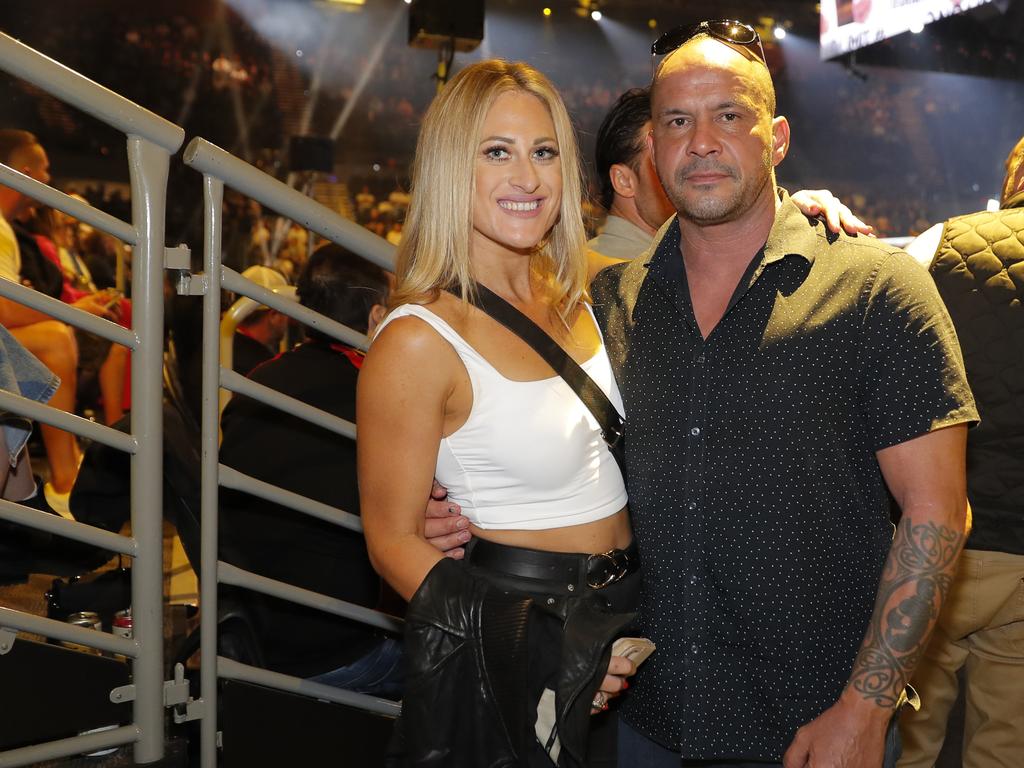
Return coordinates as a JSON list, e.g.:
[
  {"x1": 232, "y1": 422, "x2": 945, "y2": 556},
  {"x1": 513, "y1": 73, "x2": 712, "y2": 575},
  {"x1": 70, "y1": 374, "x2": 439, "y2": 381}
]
[
  {"x1": 200, "y1": 175, "x2": 225, "y2": 768},
  {"x1": 127, "y1": 135, "x2": 171, "y2": 764}
]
